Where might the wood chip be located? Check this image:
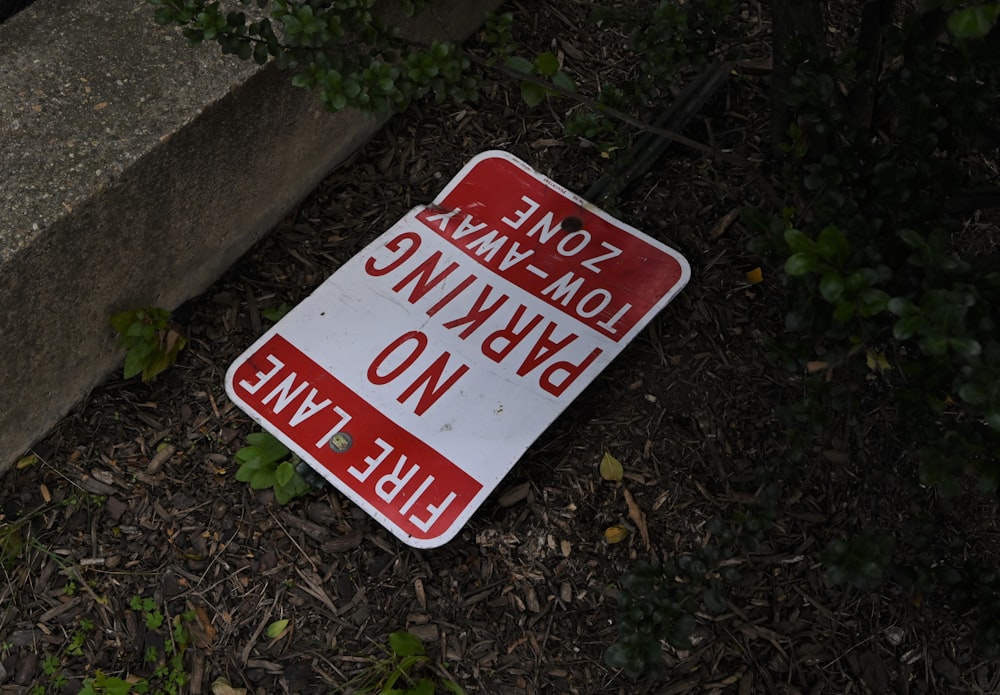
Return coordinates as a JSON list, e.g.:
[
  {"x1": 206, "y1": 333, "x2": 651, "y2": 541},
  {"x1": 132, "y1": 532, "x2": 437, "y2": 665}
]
[
  {"x1": 322, "y1": 527, "x2": 363, "y2": 552},
  {"x1": 278, "y1": 511, "x2": 331, "y2": 542},
  {"x1": 414, "y1": 578, "x2": 427, "y2": 612},
  {"x1": 523, "y1": 584, "x2": 540, "y2": 613},
  {"x1": 622, "y1": 486, "x2": 650, "y2": 550},
  {"x1": 498, "y1": 482, "x2": 530, "y2": 507},
  {"x1": 146, "y1": 443, "x2": 176, "y2": 474},
  {"x1": 559, "y1": 582, "x2": 572, "y2": 603},
  {"x1": 708, "y1": 206, "x2": 741, "y2": 239},
  {"x1": 79, "y1": 475, "x2": 116, "y2": 496},
  {"x1": 408, "y1": 622, "x2": 439, "y2": 644}
]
